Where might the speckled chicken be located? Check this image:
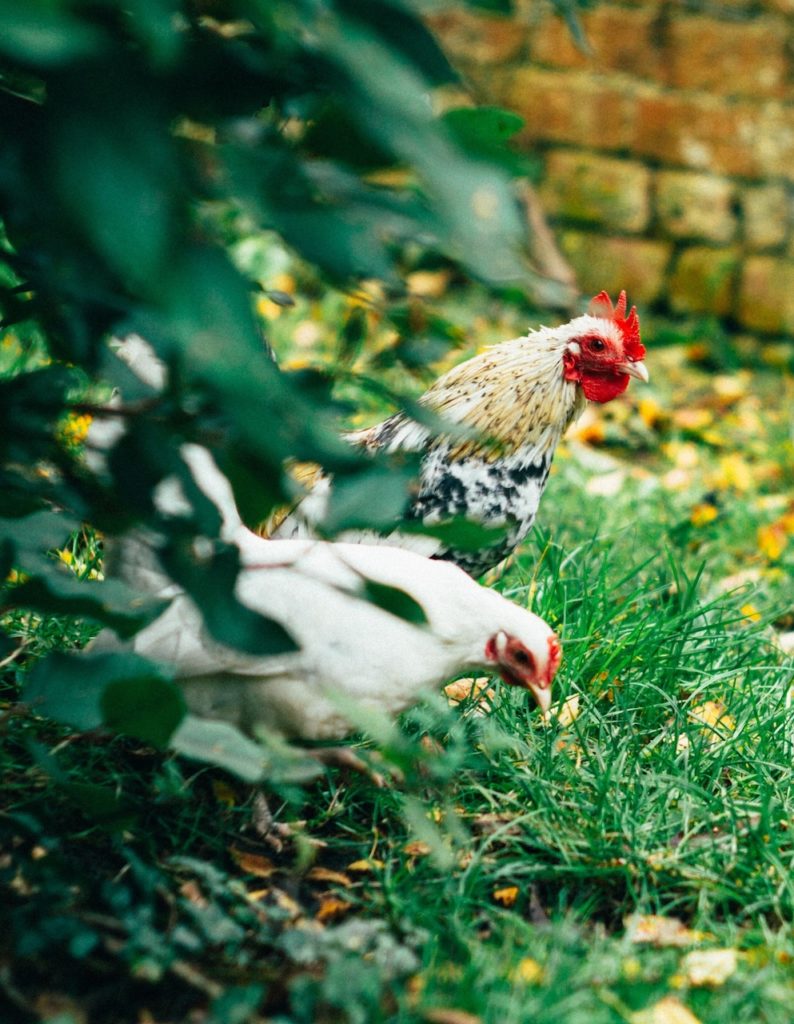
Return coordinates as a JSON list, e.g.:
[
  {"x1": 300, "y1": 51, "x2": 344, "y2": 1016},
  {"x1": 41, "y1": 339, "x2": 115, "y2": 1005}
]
[{"x1": 272, "y1": 291, "x2": 648, "y2": 575}]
